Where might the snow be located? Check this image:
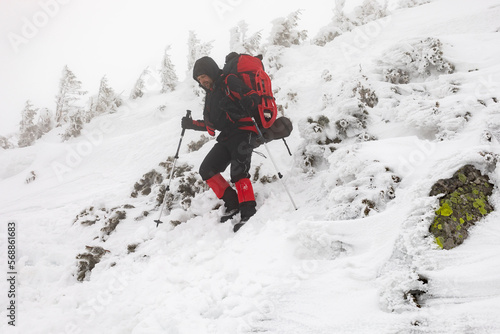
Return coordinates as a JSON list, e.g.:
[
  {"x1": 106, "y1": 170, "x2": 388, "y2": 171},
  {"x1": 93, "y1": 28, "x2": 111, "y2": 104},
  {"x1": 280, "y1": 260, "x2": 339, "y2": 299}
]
[{"x1": 2, "y1": 0, "x2": 500, "y2": 333}]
